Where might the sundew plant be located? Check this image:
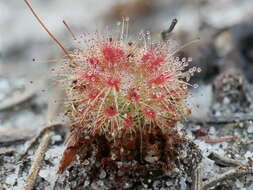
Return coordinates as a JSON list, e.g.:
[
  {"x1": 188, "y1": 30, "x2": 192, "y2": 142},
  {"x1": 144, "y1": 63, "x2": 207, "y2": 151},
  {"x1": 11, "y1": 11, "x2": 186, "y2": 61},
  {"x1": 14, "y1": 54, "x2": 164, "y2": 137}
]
[
  {"x1": 23, "y1": 0, "x2": 201, "y2": 173},
  {"x1": 59, "y1": 26, "x2": 200, "y2": 137}
]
